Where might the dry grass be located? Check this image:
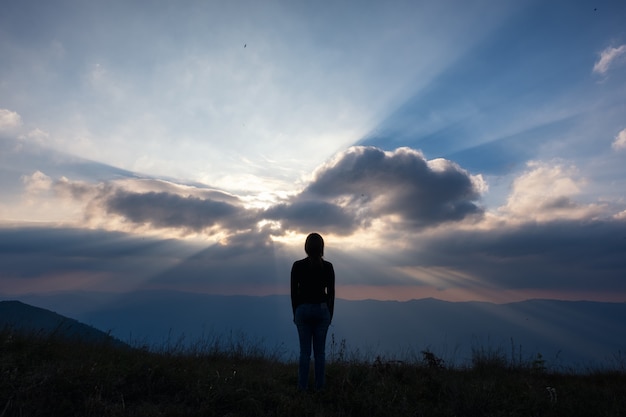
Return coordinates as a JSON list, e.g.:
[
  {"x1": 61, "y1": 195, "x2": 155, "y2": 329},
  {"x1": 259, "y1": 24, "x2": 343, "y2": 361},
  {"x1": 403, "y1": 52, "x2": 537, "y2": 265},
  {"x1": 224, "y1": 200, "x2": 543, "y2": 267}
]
[{"x1": 1, "y1": 329, "x2": 625, "y2": 417}]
